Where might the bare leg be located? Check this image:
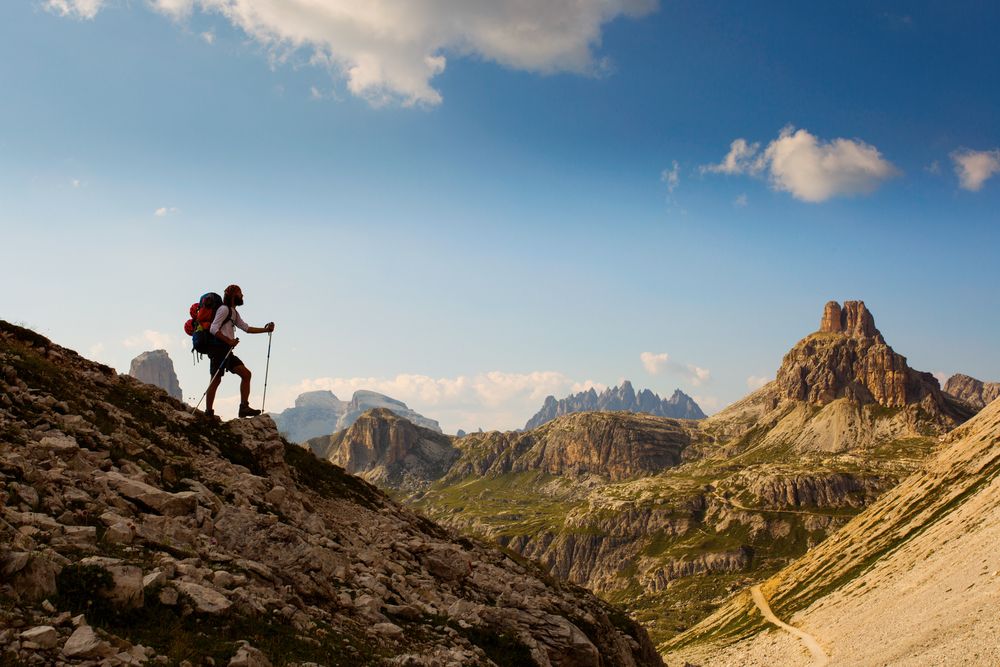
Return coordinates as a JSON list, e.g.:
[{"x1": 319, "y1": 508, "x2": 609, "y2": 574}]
[
  {"x1": 205, "y1": 374, "x2": 223, "y2": 411},
  {"x1": 233, "y1": 365, "x2": 252, "y2": 405}
]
